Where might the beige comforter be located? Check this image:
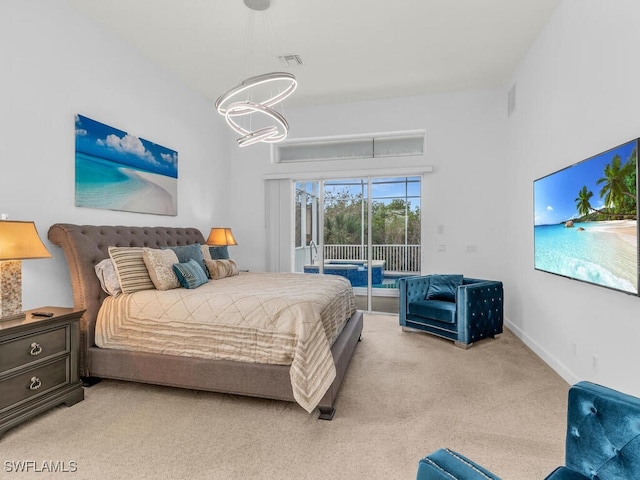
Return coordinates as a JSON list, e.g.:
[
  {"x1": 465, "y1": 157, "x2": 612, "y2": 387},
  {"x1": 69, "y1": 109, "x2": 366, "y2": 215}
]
[{"x1": 95, "y1": 272, "x2": 357, "y2": 413}]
